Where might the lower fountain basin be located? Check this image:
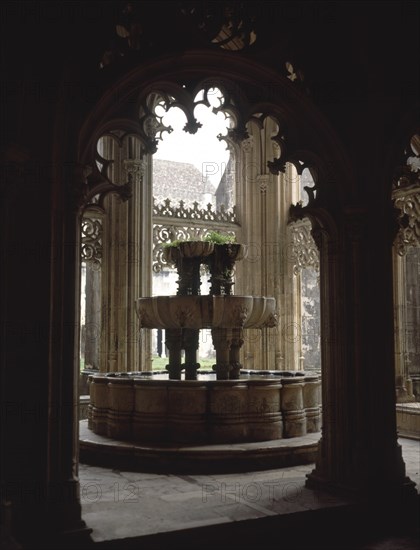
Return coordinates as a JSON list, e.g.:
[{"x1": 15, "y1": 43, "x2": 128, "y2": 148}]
[
  {"x1": 135, "y1": 295, "x2": 277, "y2": 329},
  {"x1": 88, "y1": 371, "x2": 321, "y2": 444}
]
